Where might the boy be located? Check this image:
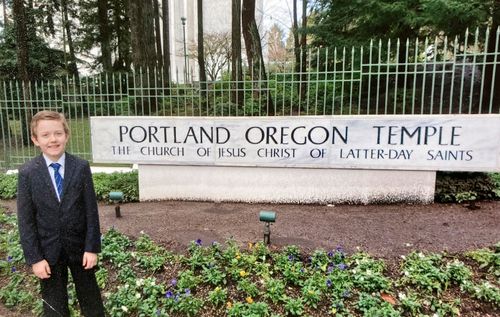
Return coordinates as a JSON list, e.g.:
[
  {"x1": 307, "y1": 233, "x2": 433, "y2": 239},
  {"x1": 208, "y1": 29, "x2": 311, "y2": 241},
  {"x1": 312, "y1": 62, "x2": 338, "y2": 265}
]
[{"x1": 17, "y1": 110, "x2": 105, "y2": 317}]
